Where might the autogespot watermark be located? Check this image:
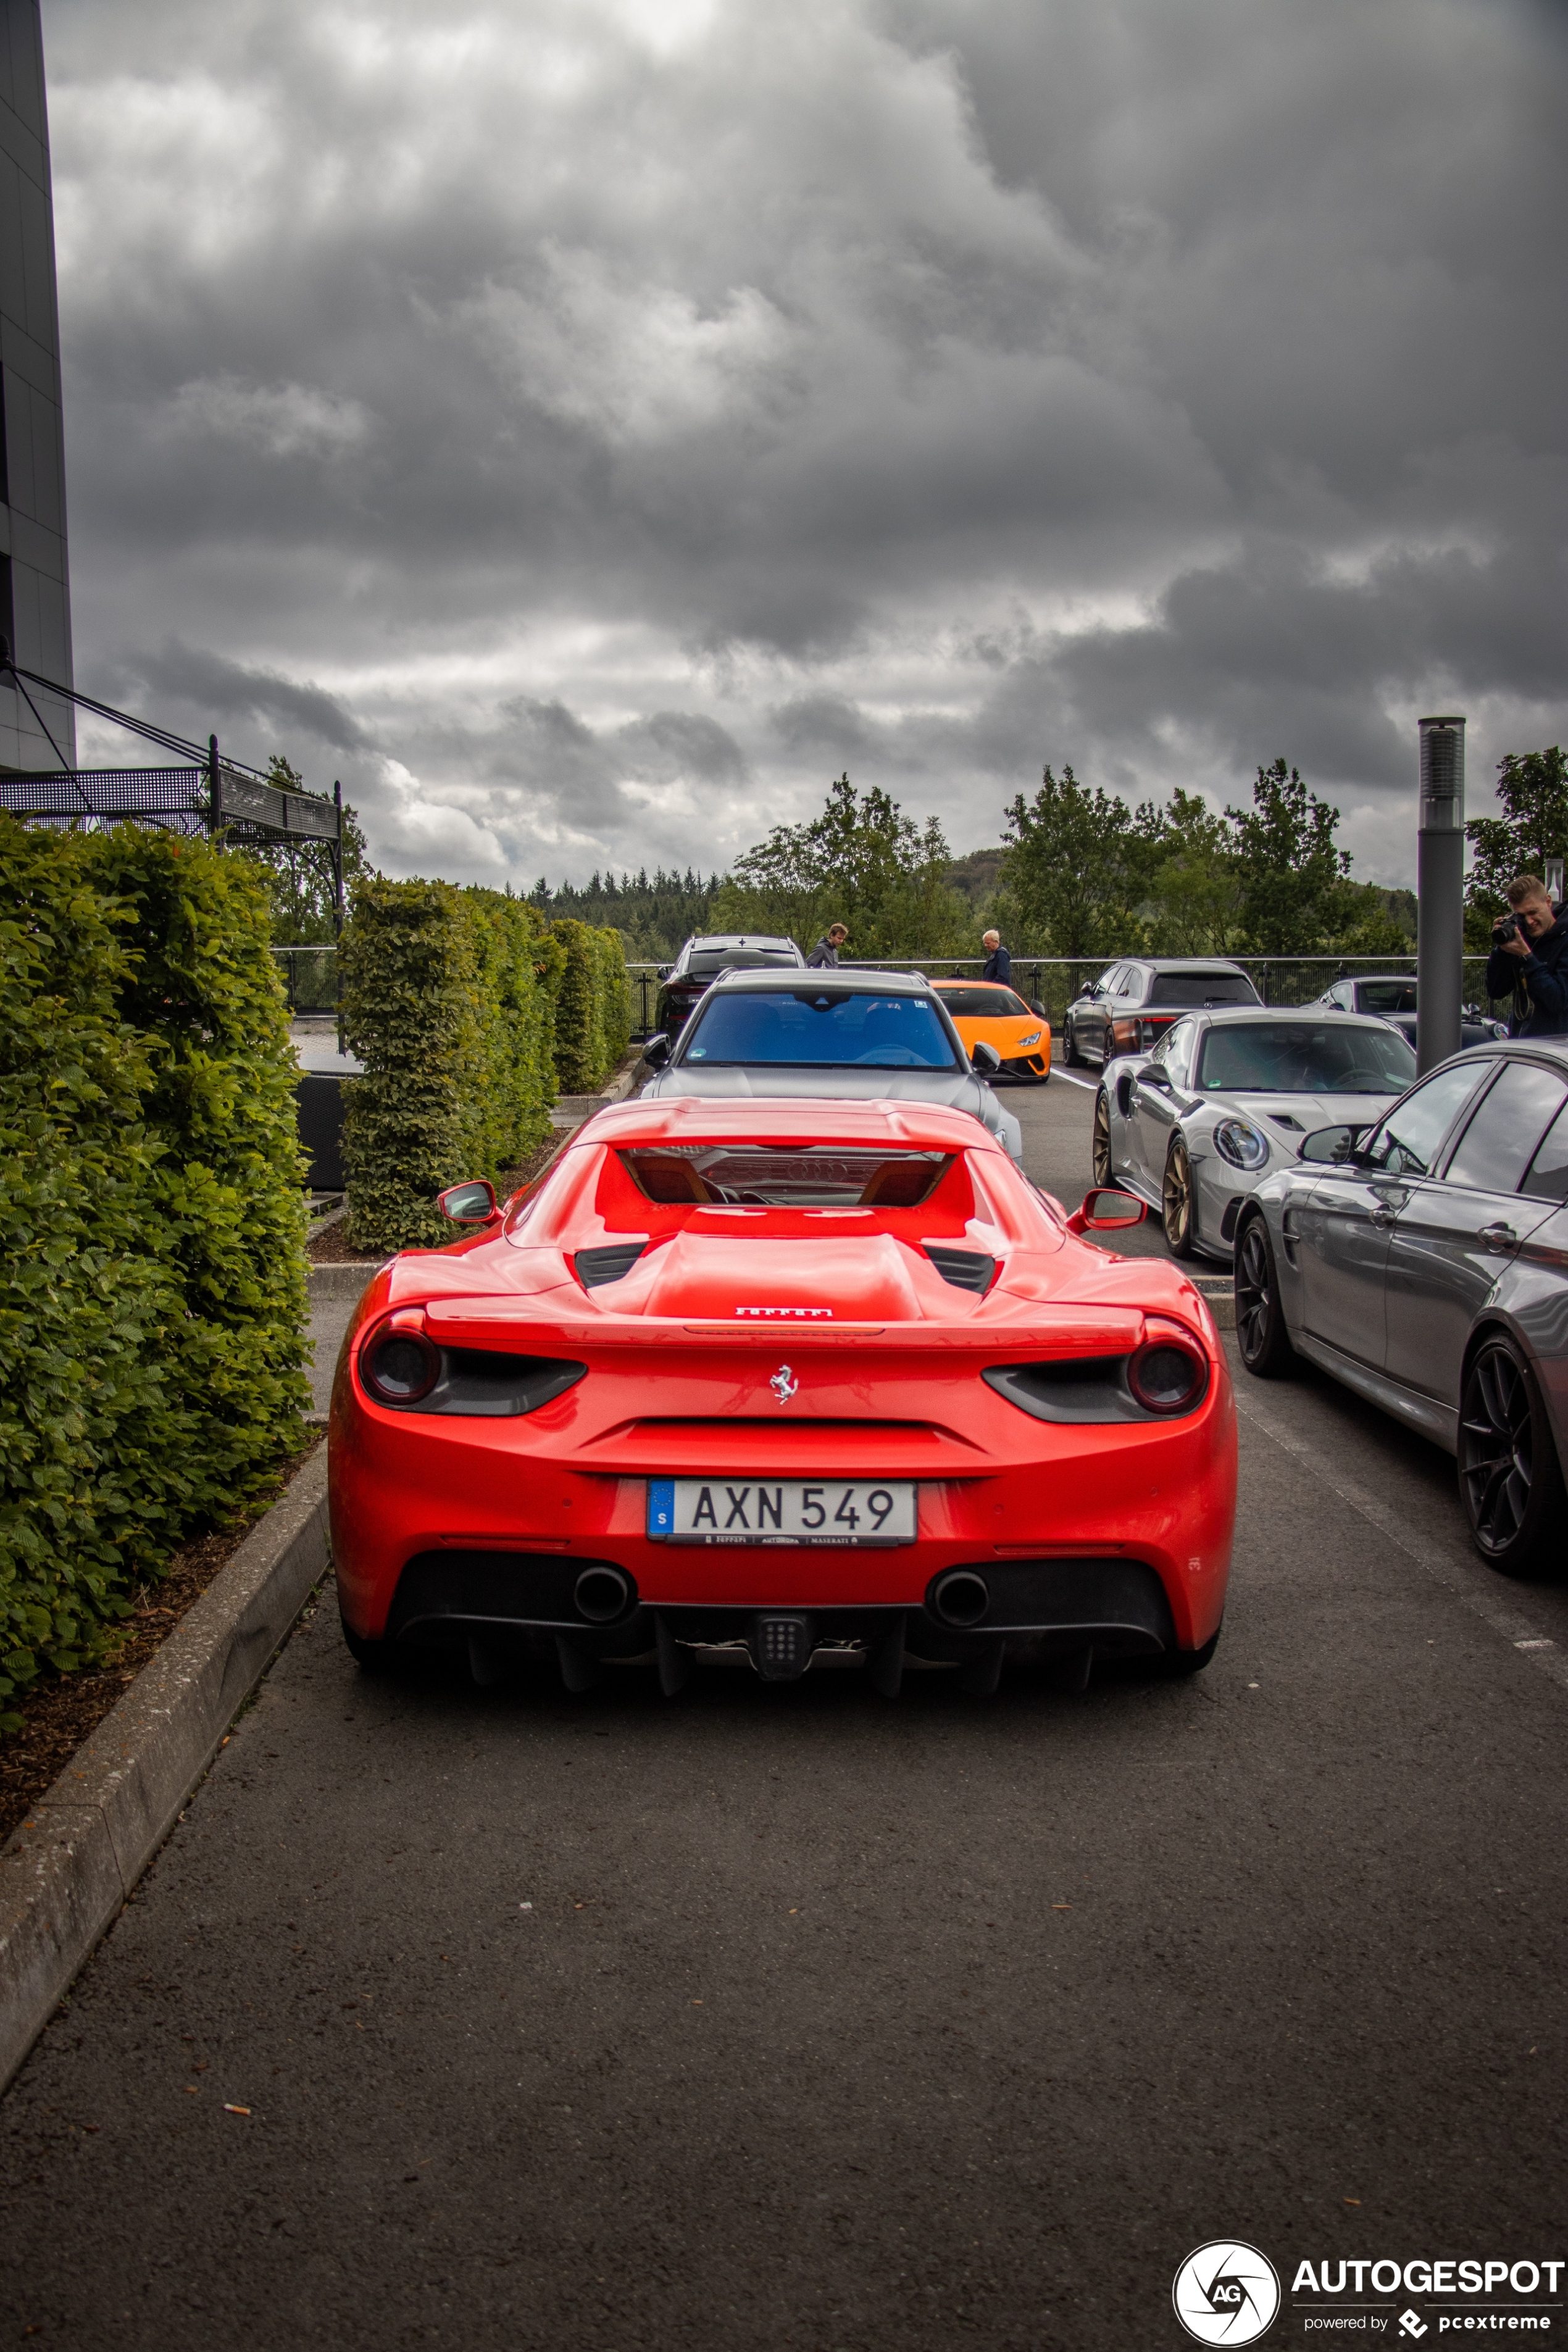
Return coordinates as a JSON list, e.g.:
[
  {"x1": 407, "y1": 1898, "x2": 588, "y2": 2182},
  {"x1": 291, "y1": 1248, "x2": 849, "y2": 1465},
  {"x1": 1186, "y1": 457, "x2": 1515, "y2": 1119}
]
[
  {"x1": 1174, "y1": 2249, "x2": 1564, "y2": 2342},
  {"x1": 1173, "y1": 2244, "x2": 1283, "y2": 2345}
]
